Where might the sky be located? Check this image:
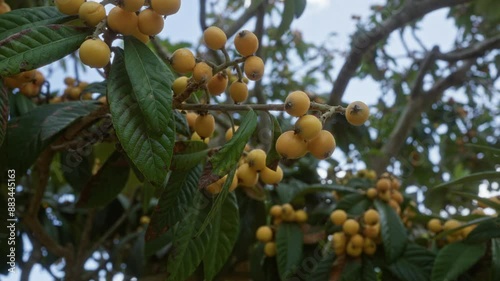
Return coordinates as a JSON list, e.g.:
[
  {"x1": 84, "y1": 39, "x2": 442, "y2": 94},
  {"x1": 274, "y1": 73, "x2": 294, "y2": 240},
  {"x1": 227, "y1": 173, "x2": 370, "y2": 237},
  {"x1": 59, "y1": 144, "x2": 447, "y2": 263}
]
[{"x1": 4, "y1": 0, "x2": 468, "y2": 280}]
